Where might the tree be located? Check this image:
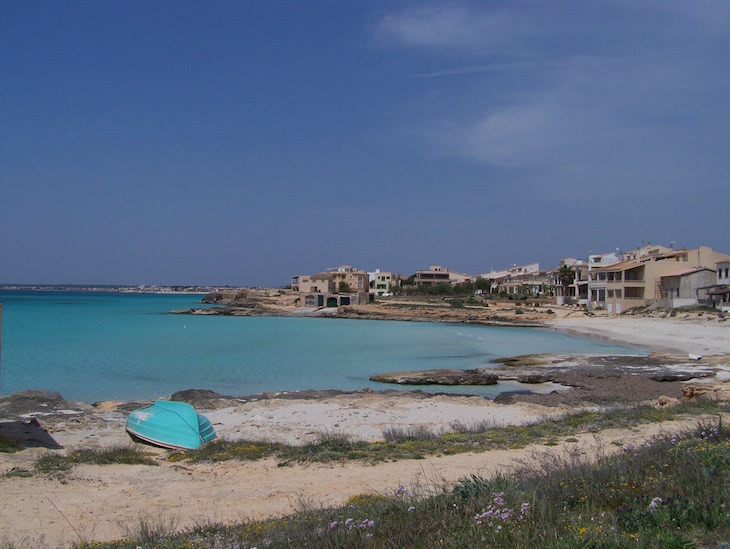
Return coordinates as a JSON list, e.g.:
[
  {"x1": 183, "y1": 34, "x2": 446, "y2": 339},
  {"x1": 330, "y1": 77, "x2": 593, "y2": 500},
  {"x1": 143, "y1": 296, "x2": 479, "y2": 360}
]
[
  {"x1": 339, "y1": 281, "x2": 351, "y2": 293},
  {"x1": 558, "y1": 265, "x2": 575, "y2": 297},
  {"x1": 475, "y1": 277, "x2": 492, "y2": 292}
]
